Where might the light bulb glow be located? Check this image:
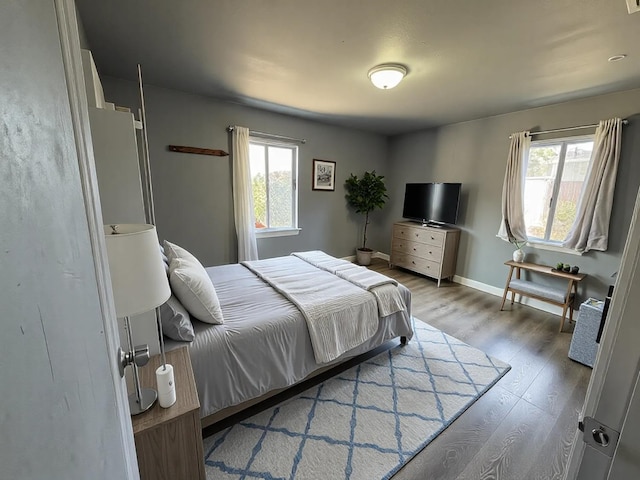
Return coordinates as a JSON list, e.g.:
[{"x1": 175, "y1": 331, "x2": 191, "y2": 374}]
[{"x1": 368, "y1": 64, "x2": 407, "y2": 89}]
